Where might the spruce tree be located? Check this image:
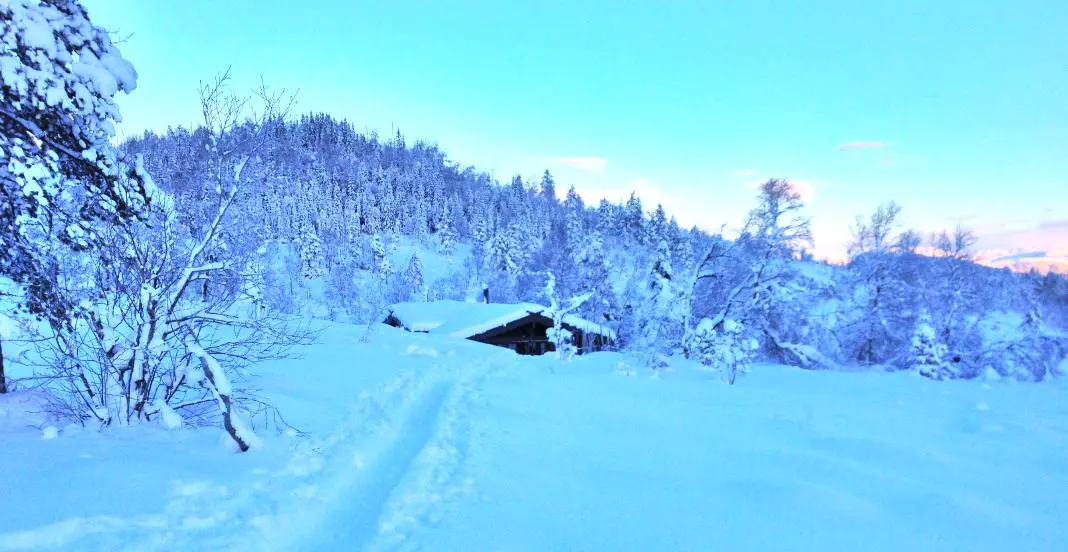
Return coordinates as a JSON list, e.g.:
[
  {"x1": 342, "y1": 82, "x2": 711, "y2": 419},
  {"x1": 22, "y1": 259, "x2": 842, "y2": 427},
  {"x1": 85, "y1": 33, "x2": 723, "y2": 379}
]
[
  {"x1": 403, "y1": 253, "x2": 425, "y2": 301},
  {"x1": 624, "y1": 193, "x2": 645, "y2": 244},
  {"x1": 909, "y1": 313, "x2": 952, "y2": 380},
  {"x1": 438, "y1": 204, "x2": 458, "y2": 257},
  {"x1": 539, "y1": 170, "x2": 556, "y2": 201},
  {"x1": 299, "y1": 225, "x2": 326, "y2": 279},
  {"x1": 370, "y1": 234, "x2": 392, "y2": 278}
]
